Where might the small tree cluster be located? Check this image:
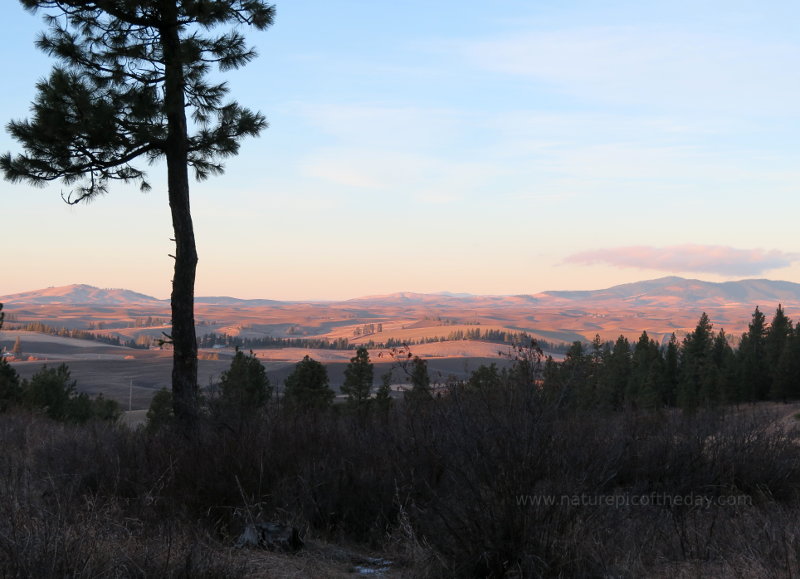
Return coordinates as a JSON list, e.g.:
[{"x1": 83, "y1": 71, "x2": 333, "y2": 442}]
[
  {"x1": 0, "y1": 308, "x2": 119, "y2": 422},
  {"x1": 0, "y1": 362, "x2": 120, "y2": 423}
]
